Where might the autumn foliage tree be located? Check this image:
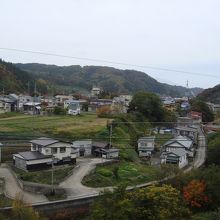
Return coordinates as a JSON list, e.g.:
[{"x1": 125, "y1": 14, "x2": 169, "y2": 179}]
[
  {"x1": 96, "y1": 106, "x2": 112, "y2": 117},
  {"x1": 130, "y1": 184, "x2": 190, "y2": 220},
  {"x1": 183, "y1": 180, "x2": 211, "y2": 209}
]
